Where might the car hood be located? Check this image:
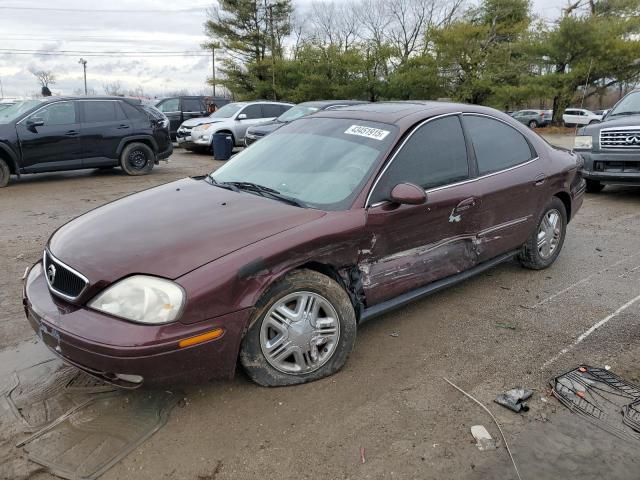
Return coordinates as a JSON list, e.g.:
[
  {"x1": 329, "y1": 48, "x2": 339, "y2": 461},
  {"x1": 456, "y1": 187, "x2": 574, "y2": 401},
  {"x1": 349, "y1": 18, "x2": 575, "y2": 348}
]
[
  {"x1": 48, "y1": 177, "x2": 326, "y2": 282},
  {"x1": 248, "y1": 121, "x2": 284, "y2": 136},
  {"x1": 181, "y1": 117, "x2": 226, "y2": 128},
  {"x1": 580, "y1": 114, "x2": 640, "y2": 134}
]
